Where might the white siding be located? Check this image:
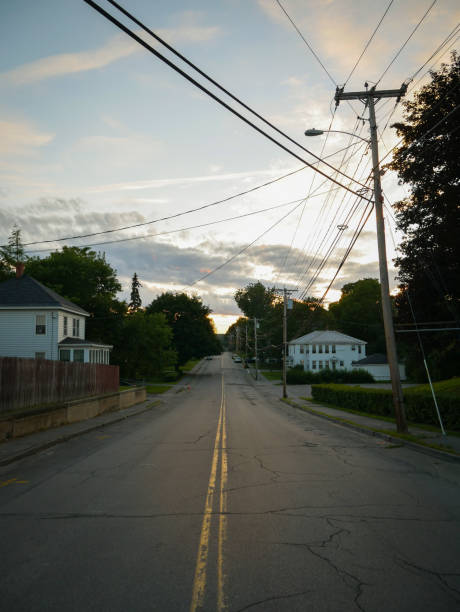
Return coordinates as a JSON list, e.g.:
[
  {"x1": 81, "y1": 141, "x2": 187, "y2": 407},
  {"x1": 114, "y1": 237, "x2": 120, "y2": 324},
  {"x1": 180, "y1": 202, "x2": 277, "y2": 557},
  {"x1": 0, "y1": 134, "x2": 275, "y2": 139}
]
[
  {"x1": 289, "y1": 341, "x2": 366, "y2": 371},
  {"x1": 0, "y1": 309, "x2": 59, "y2": 360},
  {"x1": 57, "y1": 311, "x2": 86, "y2": 341}
]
